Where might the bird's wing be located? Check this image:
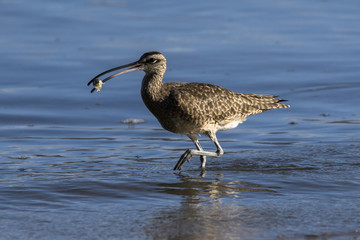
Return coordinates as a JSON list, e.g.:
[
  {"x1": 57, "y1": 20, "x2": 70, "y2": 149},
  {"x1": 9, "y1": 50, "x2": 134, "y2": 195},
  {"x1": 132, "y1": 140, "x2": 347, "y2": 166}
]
[
  {"x1": 166, "y1": 83, "x2": 247, "y2": 123},
  {"x1": 165, "y1": 83, "x2": 289, "y2": 123}
]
